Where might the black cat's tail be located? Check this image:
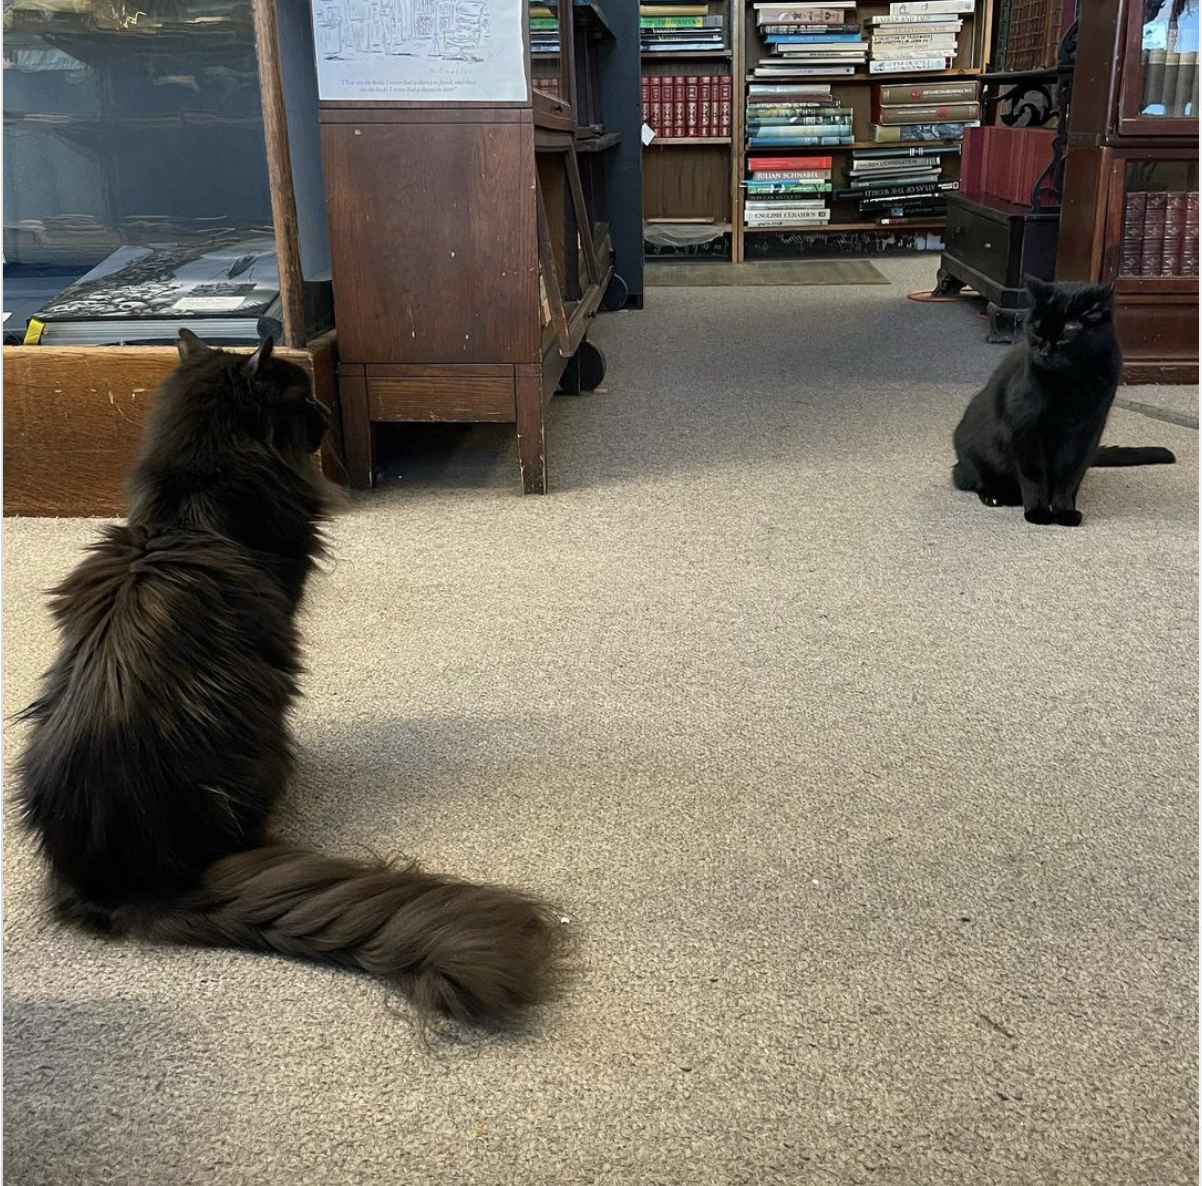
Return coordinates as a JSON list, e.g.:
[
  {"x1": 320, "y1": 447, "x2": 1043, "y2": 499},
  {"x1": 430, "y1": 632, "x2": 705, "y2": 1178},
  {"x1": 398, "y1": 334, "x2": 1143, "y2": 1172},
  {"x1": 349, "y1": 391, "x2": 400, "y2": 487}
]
[
  {"x1": 68, "y1": 846, "x2": 563, "y2": 1025},
  {"x1": 1091, "y1": 445, "x2": 1177, "y2": 467}
]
